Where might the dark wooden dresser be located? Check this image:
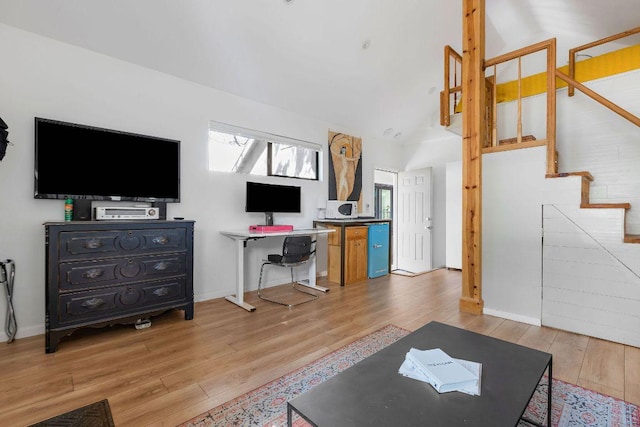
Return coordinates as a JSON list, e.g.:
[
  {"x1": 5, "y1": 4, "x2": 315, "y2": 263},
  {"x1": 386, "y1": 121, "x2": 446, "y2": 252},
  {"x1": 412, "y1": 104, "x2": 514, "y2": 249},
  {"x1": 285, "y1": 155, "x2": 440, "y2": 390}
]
[{"x1": 44, "y1": 220, "x2": 194, "y2": 353}]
